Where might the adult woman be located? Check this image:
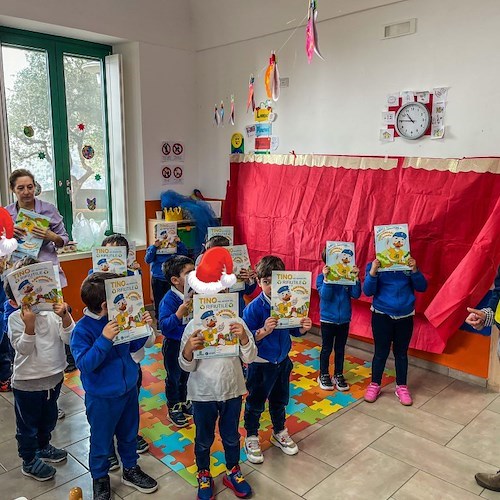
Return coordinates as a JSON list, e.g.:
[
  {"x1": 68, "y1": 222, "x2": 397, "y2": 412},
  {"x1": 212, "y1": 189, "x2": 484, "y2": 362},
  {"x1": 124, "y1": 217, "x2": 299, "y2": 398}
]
[{"x1": 6, "y1": 169, "x2": 69, "y2": 287}]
